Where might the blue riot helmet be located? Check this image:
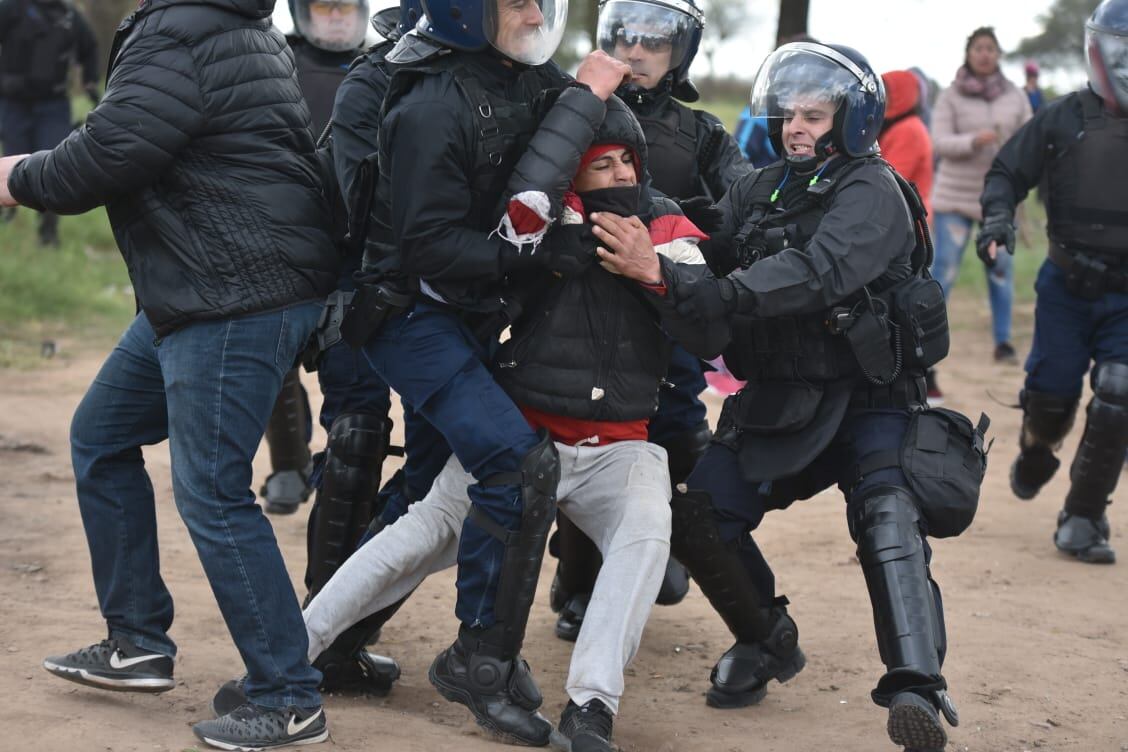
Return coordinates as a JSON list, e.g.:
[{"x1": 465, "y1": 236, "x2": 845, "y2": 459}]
[
  {"x1": 419, "y1": 0, "x2": 568, "y2": 65},
  {"x1": 1087, "y1": 0, "x2": 1128, "y2": 114},
  {"x1": 398, "y1": 0, "x2": 423, "y2": 35},
  {"x1": 290, "y1": 0, "x2": 370, "y2": 51},
  {"x1": 749, "y1": 42, "x2": 885, "y2": 162},
  {"x1": 370, "y1": 0, "x2": 422, "y2": 40},
  {"x1": 596, "y1": 0, "x2": 704, "y2": 102}
]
